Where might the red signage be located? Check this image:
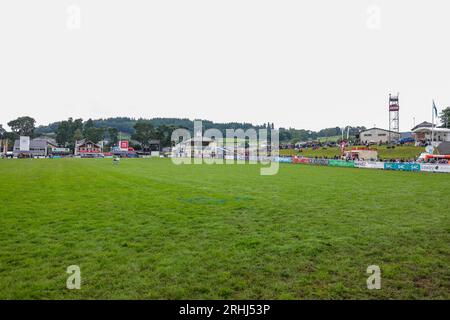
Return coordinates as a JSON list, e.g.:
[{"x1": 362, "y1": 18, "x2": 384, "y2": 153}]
[
  {"x1": 389, "y1": 105, "x2": 399, "y2": 111},
  {"x1": 119, "y1": 140, "x2": 129, "y2": 151}
]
